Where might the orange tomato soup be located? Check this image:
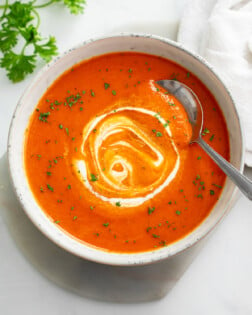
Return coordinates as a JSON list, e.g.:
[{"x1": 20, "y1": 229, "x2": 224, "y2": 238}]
[{"x1": 24, "y1": 52, "x2": 229, "y2": 253}]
